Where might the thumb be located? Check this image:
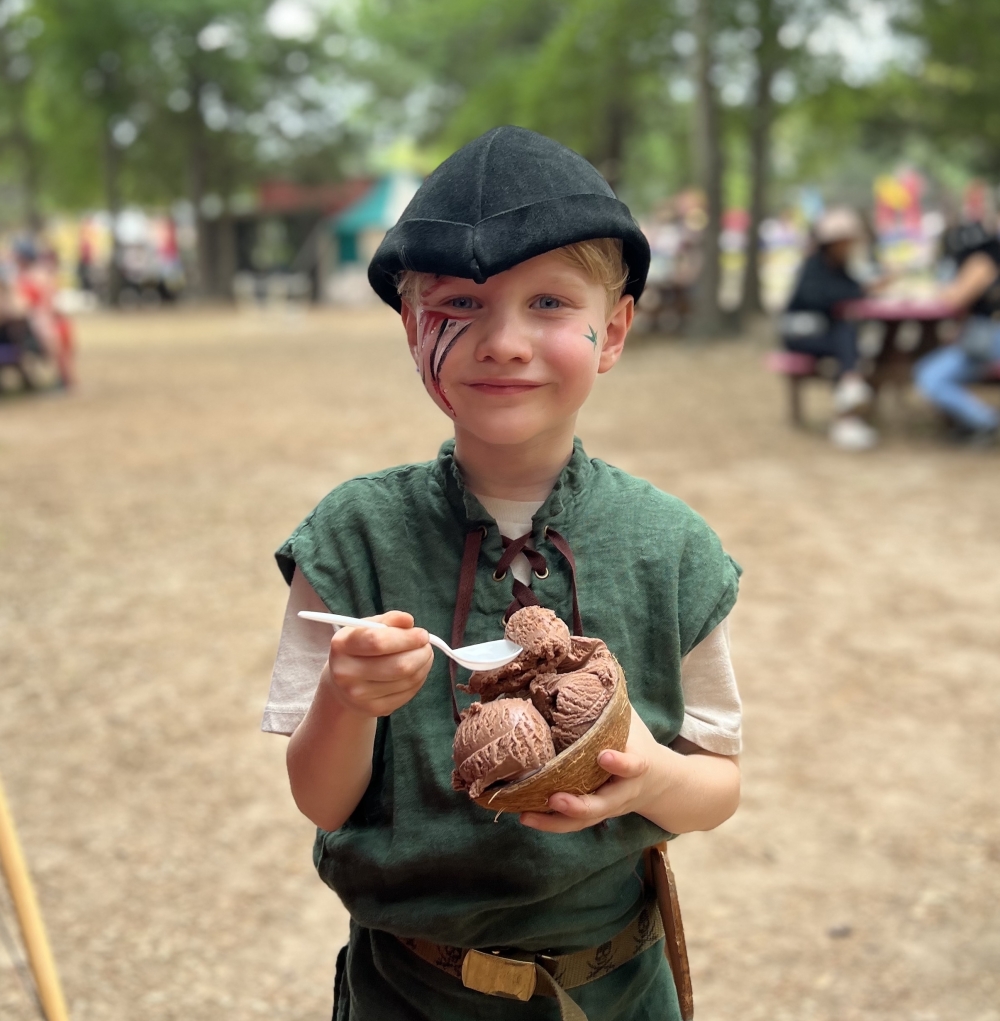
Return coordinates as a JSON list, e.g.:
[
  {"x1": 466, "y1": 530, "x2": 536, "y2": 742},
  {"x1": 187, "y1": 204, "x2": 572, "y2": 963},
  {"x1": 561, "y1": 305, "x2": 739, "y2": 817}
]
[
  {"x1": 372, "y1": 610, "x2": 415, "y2": 629},
  {"x1": 598, "y1": 749, "x2": 647, "y2": 779}
]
